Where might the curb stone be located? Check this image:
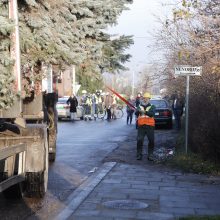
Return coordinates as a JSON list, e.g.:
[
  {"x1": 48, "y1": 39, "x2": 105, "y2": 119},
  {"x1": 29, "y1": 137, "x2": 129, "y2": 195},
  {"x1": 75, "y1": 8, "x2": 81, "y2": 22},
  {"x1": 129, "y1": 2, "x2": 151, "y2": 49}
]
[{"x1": 52, "y1": 162, "x2": 116, "y2": 220}]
